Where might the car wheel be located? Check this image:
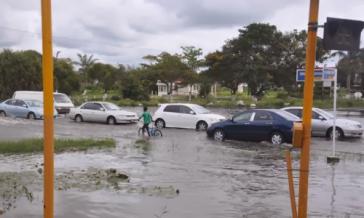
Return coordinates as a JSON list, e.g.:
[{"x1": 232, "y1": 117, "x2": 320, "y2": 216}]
[
  {"x1": 75, "y1": 115, "x2": 83, "y2": 123},
  {"x1": 27, "y1": 112, "x2": 36, "y2": 120},
  {"x1": 213, "y1": 129, "x2": 225, "y2": 141},
  {"x1": 155, "y1": 119, "x2": 165, "y2": 129},
  {"x1": 270, "y1": 131, "x2": 284, "y2": 145},
  {"x1": 327, "y1": 127, "x2": 344, "y2": 140},
  {"x1": 196, "y1": 121, "x2": 208, "y2": 131},
  {"x1": 107, "y1": 116, "x2": 116, "y2": 125},
  {"x1": 0, "y1": 111, "x2": 6, "y2": 117}
]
